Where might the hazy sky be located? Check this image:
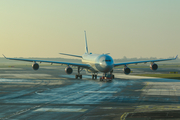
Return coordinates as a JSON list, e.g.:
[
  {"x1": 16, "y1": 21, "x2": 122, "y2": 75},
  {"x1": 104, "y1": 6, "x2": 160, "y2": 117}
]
[{"x1": 0, "y1": 0, "x2": 180, "y2": 59}]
